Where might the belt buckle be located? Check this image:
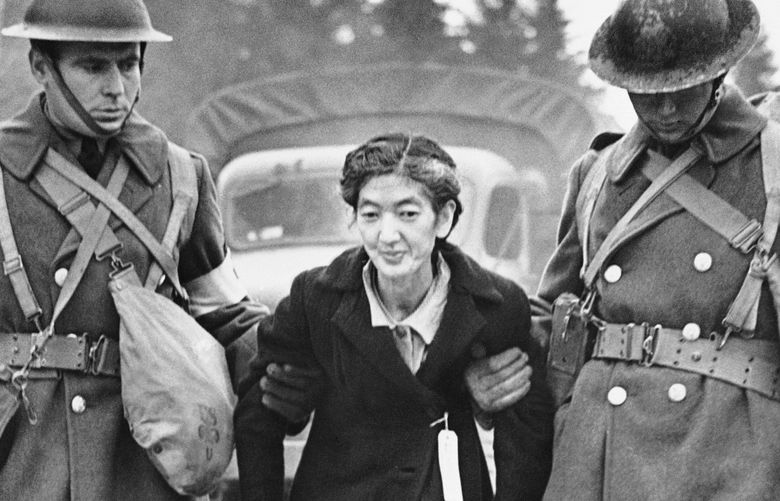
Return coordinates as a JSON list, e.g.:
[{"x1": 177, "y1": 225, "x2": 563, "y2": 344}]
[
  {"x1": 95, "y1": 243, "x2": 133, "y2": 278},
  {"x1": 733, "y1": 219, "x2": 763, "y2": 254},
  {"x1": 580, "y1": 290, "x2": 596, "y2": 318},
  {"x1": 718, "y1": 322, "x2": 739, "y2": 351},
  {"x1": 641, "y1": 323, "x2": 661, "y2": 367}
]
